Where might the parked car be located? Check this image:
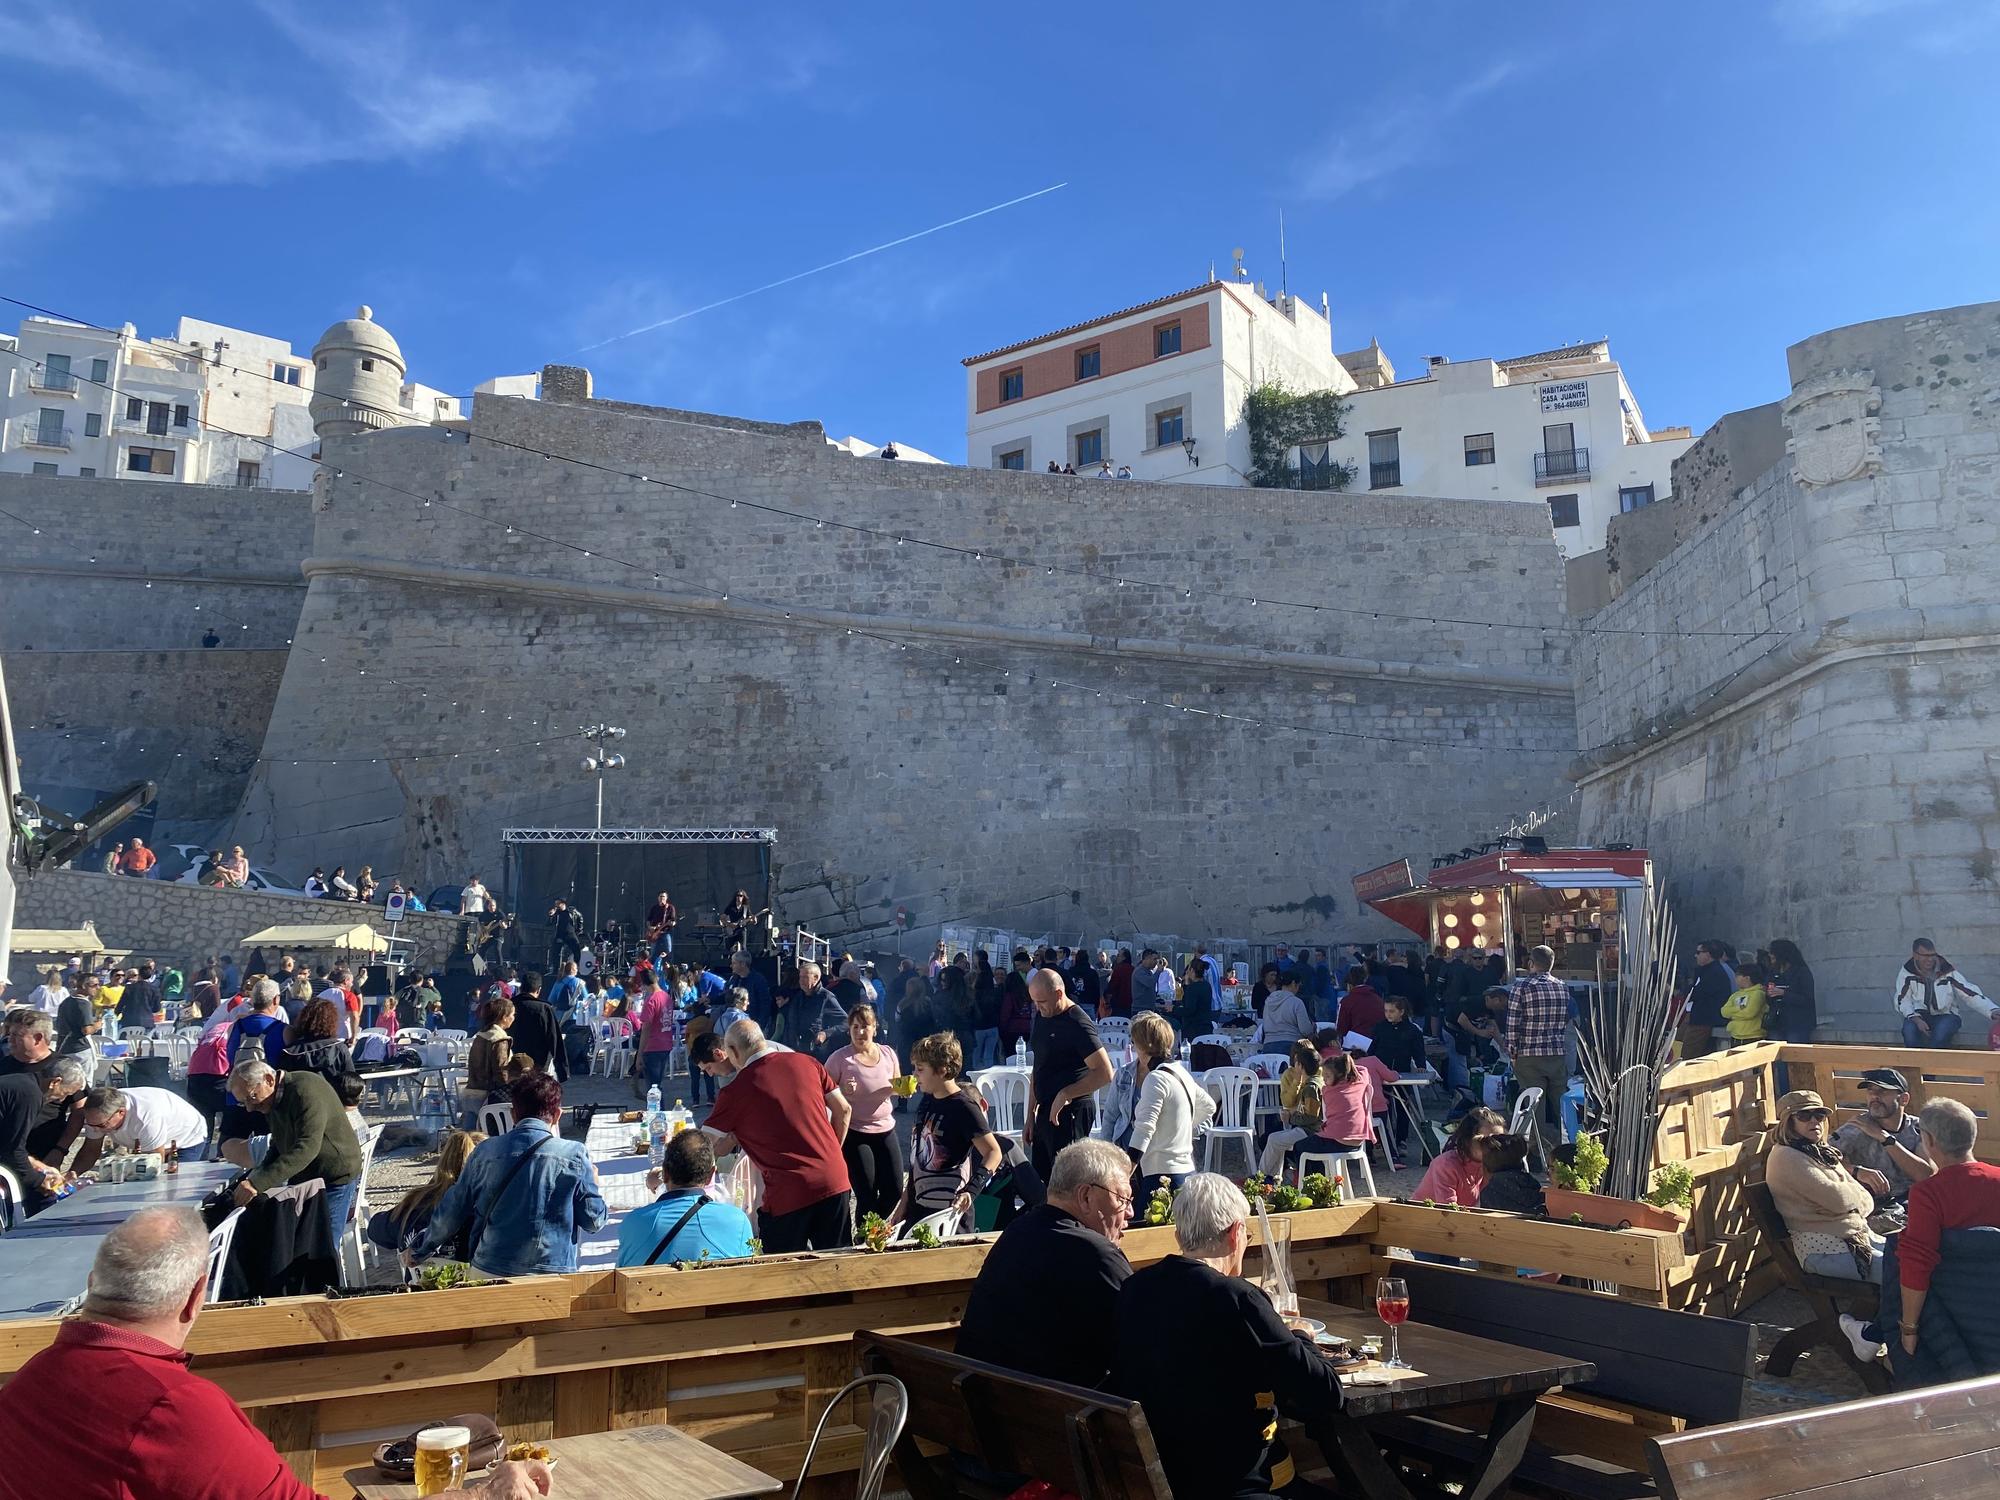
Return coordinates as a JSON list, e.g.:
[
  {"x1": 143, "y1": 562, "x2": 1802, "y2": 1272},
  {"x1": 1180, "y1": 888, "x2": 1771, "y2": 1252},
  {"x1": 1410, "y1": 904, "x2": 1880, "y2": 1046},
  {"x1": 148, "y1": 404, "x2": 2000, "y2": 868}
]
[{"x1": 159, "y1": 843, "x2": 307, "y2": 897}]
